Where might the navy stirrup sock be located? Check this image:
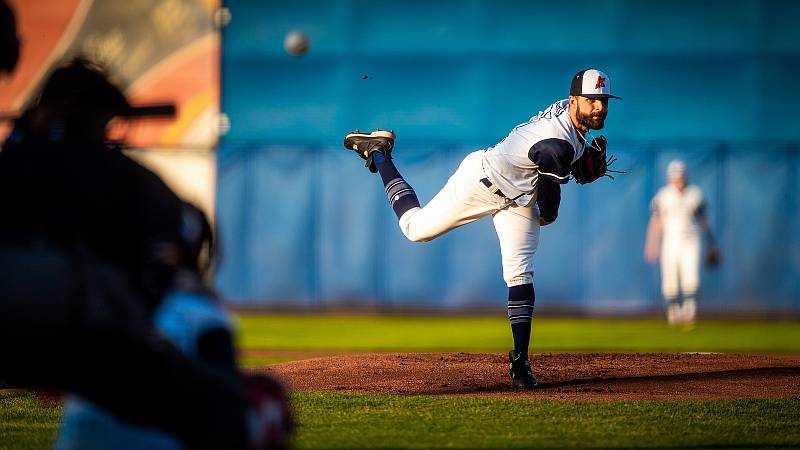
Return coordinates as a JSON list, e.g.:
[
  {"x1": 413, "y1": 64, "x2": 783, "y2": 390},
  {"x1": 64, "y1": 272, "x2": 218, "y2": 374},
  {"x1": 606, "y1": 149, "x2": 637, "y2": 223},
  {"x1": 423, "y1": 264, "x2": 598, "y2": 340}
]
[
  {"x1": 508, "y1": 284, "x2": 535, "y2": 356},
  {"x1": 373, "y1": 152, "x2": 420, "y2": 219}
]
